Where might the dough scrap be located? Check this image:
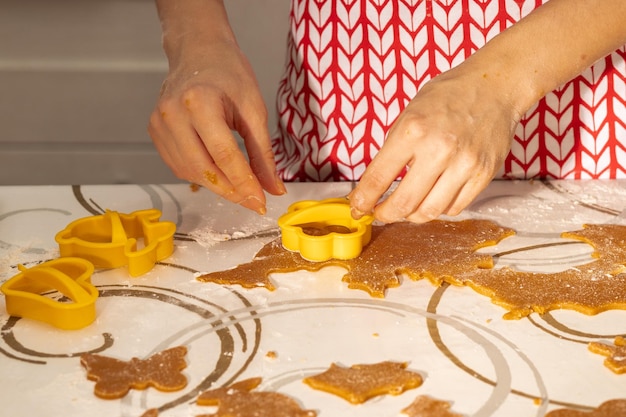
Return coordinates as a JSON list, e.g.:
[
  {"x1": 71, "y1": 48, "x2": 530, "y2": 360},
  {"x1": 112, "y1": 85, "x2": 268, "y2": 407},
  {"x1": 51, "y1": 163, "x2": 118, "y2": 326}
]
[
  {"x1": 196, "y1": 377, "x2": 317, "y2": 417},
  {"x1": 401, "y1": 395, "x2": 464, "y2": 417},
  {"x1": 198, "y1": 220, "x2": 626, "y2": 319},
  {"x1": 303, "y1": 361, "x2": 423, "y2": 404},
  {"x1": 588, "y1": 336, "x2": 626, "y2": 374},
  {"x1": 545, "y1": 399, "x2": 626, "y2": 417},
  {"x1": 80, "y1": 346, "x2": 188, "y2": 399},
  {"x1": 197, "y1": 219, "x2": 514, "y2": 298},
  {"x1": 455, "y1": 224, "x2": 626, "y2": 319}
]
